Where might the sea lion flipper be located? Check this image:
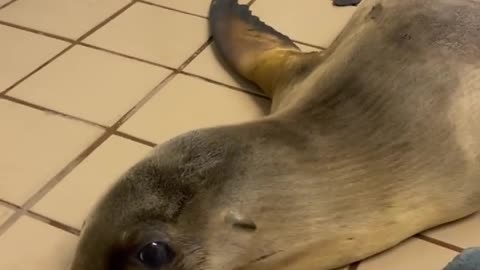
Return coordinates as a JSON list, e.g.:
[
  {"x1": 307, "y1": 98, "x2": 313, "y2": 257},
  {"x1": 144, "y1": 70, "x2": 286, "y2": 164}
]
[{"x1": 209, "y1": 0, "x2": 322, "y2": 96}]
